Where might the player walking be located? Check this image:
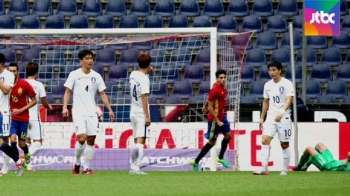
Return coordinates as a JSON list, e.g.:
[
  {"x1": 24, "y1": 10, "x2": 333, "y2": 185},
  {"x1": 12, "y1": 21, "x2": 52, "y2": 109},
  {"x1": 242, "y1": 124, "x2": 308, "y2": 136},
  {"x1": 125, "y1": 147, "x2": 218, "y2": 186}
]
[
  {"x1": 129, "y1": 54, "x2": 152, "y2": 175},
  {"x1": 190, "y1": 69, "x2": 232, "y2": 171},
  {"x1": 62, "y1": 49, "x2": 115, "y2": 175},
  {"x1": 253, "y1": 61, "x2": 294, "y2": 176}
]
